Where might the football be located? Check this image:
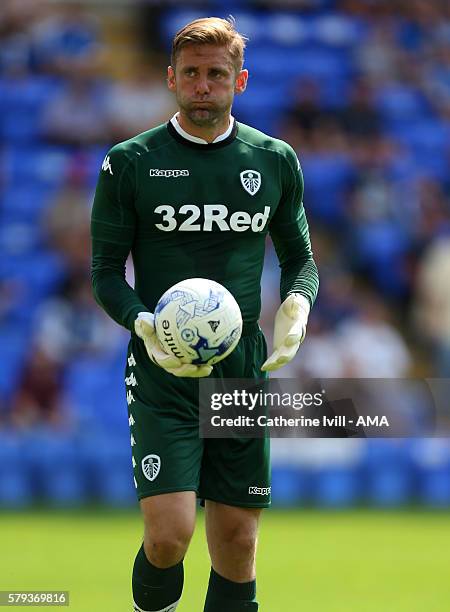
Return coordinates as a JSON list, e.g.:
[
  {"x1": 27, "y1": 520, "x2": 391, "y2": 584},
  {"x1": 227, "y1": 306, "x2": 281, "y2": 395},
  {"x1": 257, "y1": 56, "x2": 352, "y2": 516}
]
[{"x1": 154, "y1": 278, "x2": 243, "y2": 365}]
